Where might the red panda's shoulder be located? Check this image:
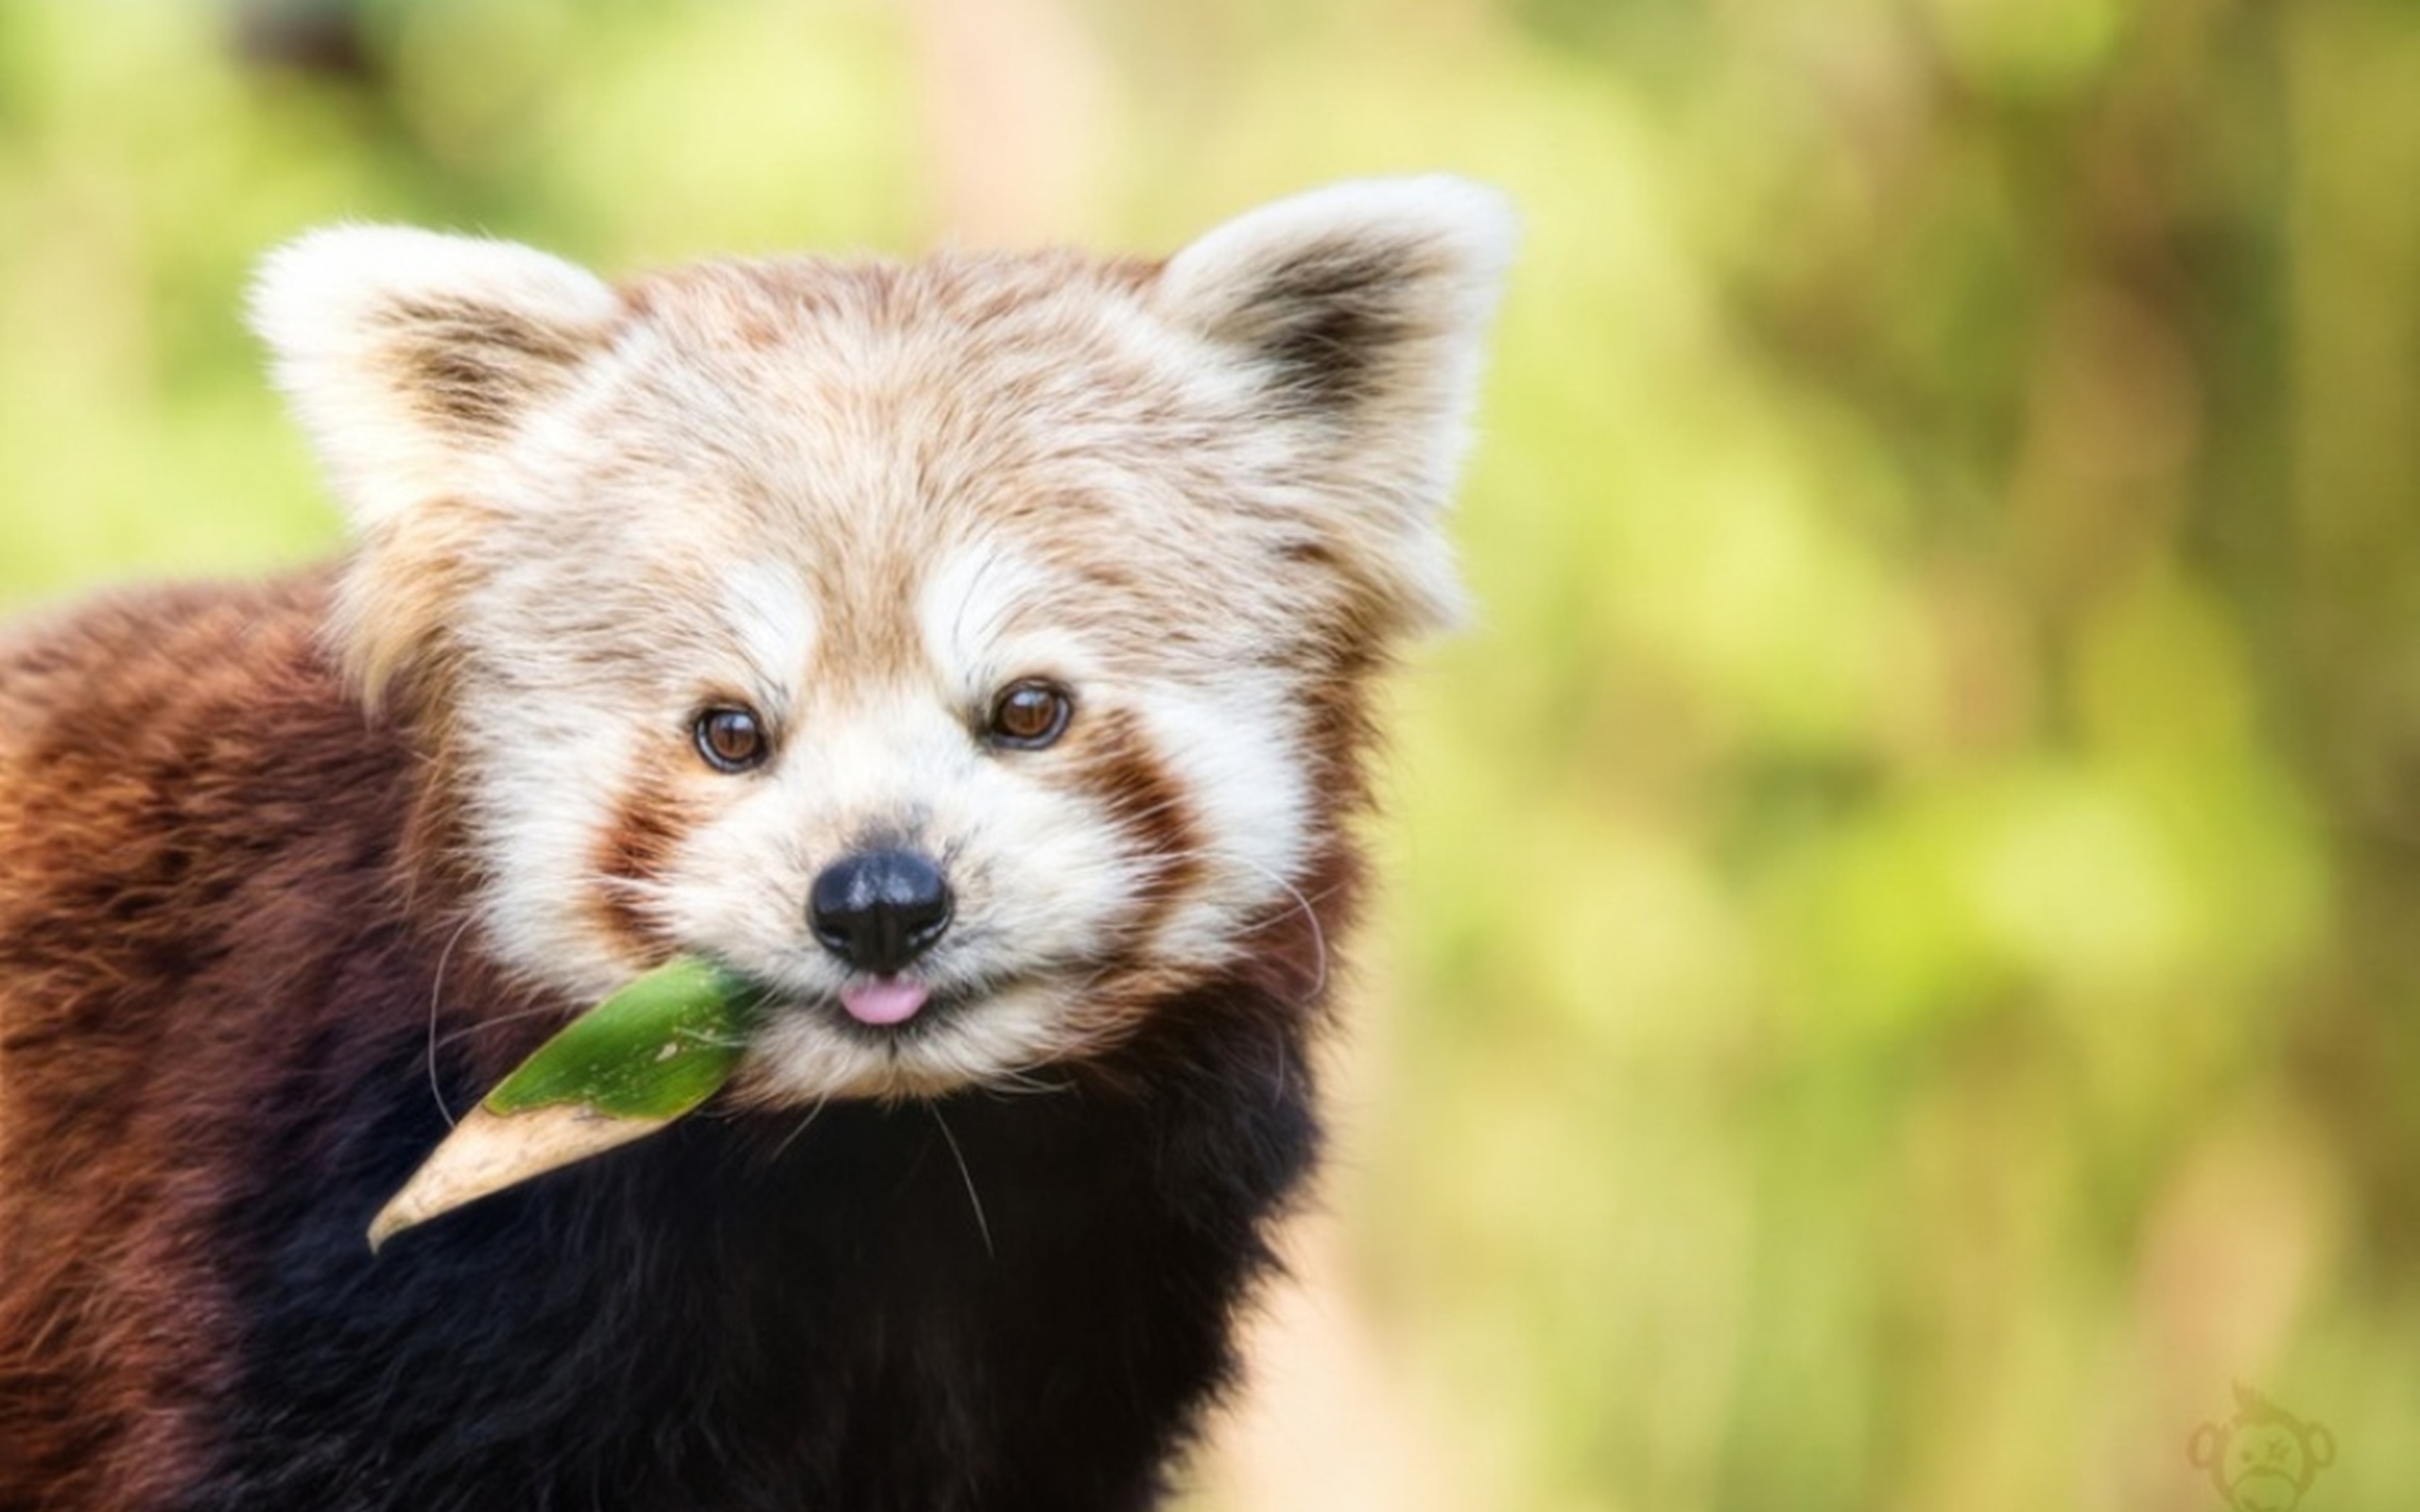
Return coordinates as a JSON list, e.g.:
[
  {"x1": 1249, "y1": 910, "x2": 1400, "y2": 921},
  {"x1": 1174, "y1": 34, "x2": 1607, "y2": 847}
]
[
  {"x1": 0, "y1": 565, "x2": 413, "y2": 975},
  {"x1": 0, "y1": 570, "x2": 341, "y2": 745},
  {"x1": 0, "y1": 568, "x2": 437, "y2": 1503}
]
